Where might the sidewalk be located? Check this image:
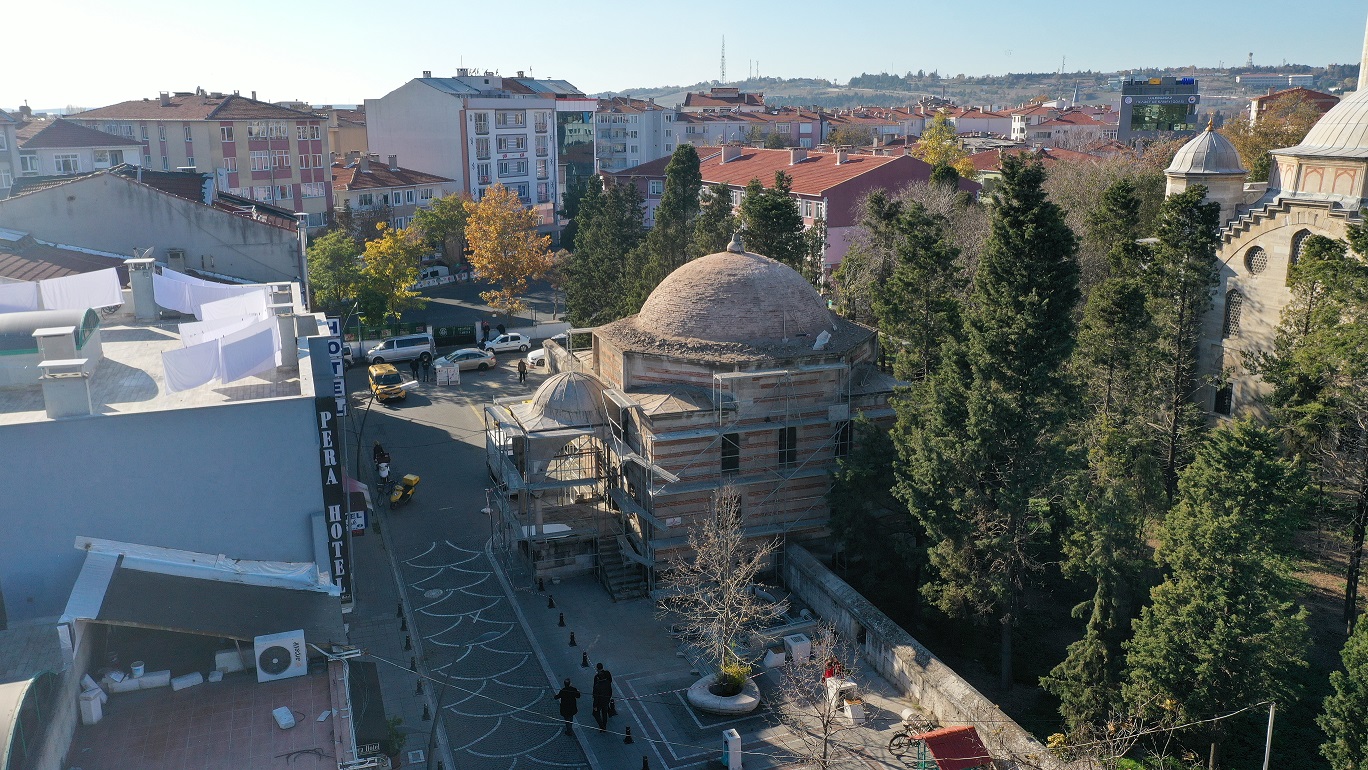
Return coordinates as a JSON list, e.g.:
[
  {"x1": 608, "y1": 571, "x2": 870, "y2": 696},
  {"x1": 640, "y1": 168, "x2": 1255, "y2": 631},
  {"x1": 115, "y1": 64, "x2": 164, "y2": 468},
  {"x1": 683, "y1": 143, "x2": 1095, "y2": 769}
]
[
  {"x1": 349, "y1": 524, "x2": 451, "y2": 769},
  {"x1": 489, "y1": 553, "x2": 927, "y2": 770}
]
